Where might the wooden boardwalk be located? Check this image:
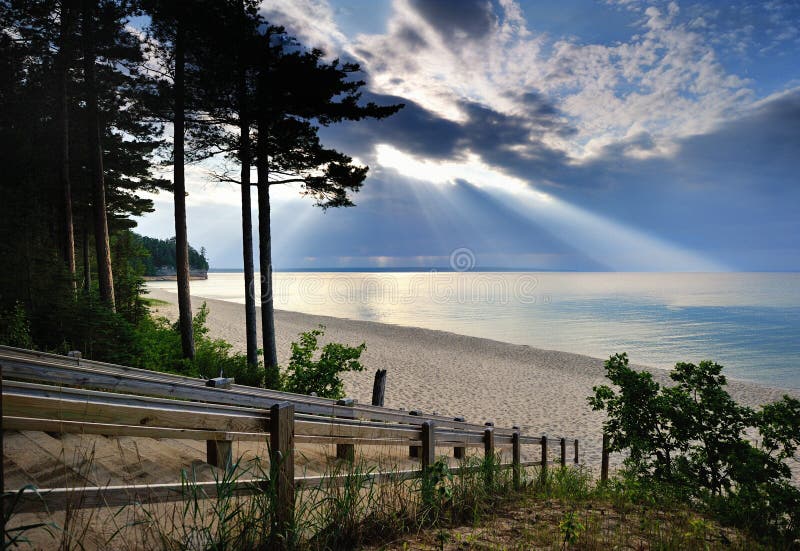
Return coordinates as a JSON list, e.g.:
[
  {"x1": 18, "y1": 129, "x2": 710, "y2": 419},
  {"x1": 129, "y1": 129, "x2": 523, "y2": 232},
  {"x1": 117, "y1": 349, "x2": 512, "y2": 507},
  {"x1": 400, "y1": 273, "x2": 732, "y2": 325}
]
[{"x1": 0, "y1": 345, "x2": 581, "y2": 541}]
